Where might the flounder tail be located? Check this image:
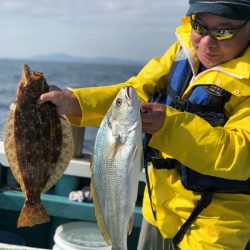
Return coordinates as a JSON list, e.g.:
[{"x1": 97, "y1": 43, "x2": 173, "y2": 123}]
[{"x1": 17, "y1": 200, "x2": 49, "y2": 227}]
